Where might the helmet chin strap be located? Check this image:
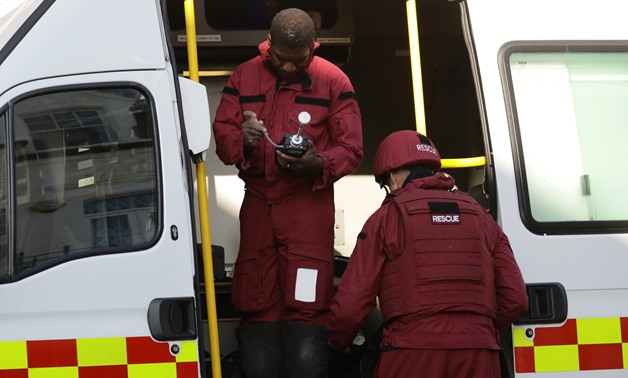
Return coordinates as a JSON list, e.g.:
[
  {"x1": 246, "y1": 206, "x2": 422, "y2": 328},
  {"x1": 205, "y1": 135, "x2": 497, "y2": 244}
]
[{"x1": 380, "y1": 171, "x2": 395, "y2": 194}]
